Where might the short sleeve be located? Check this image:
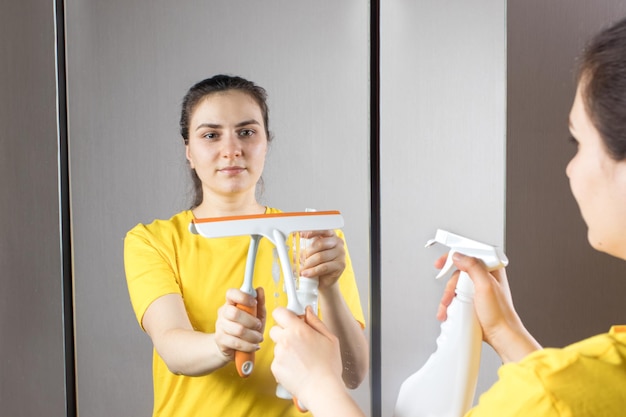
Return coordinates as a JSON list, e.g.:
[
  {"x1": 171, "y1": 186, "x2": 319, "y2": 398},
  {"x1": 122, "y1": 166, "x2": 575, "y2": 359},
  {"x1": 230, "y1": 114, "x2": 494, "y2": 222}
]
[
  {"x1": 466, "y1": 330, "x2": 626, "y2": 417},
  {"x1": 465, "y1": 360, "x2": 560, "y2": 417},
  {"x1": 124, "y1": 224, "x2": 182, "y2": 329}
]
